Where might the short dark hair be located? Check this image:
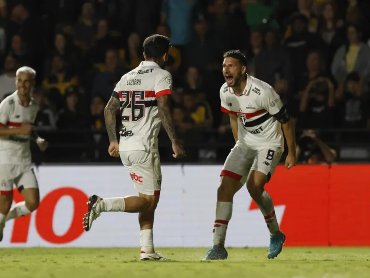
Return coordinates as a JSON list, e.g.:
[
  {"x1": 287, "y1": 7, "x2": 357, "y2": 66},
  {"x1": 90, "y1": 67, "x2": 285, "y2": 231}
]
[
  {"x1": 223, "y1": 50, "x2": 248, "y2": 66},
  {"x1": 143, "y1": 34, "x2": 171, "y2": 59}
]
